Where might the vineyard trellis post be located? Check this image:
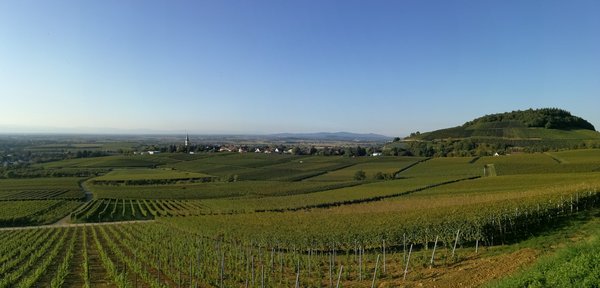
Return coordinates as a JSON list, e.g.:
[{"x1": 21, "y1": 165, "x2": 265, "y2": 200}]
[
  {"x1": 358, "y1": 245, "x2": 363, "y2": 281},
  {"x1": 271, "y1": 247, "x2": 275, "y2": 272},
  {"x1": 430, "y1": 236, "x2": 438, "y2": 268},
  {"x1": 220, "y1": 249, "x2": 224, "y2": 288},
  {"x1": 294, "y1": 260, "x2": 300, "y2": 288},
  {"x1": 403, "y1": 233, "x2": 407, "y2": 264},
  {"x1": 336, "y1": 265, "x2": 343, "y2": 288},
  {"x1": 403, "y1": 244, "x2": 413, "y2": 280},
  {"x1": 307, "y1": 248, "x2": 311, "y2": 278},
  {"x1": 371, "y1": 254, "x2": 380, "y2": 288},
  {"x1": 329, "y1": 252, "x2": 333, "y2": 288},
  {"x1": 452, "y1": 230, "x2": 460, "y2": 258},
  {"x1": 261, "y1": 264, "x2": 264, "y2": 288},
  {"x1": 382, "y1": 239, "x2": 386, "y2": 274}
]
